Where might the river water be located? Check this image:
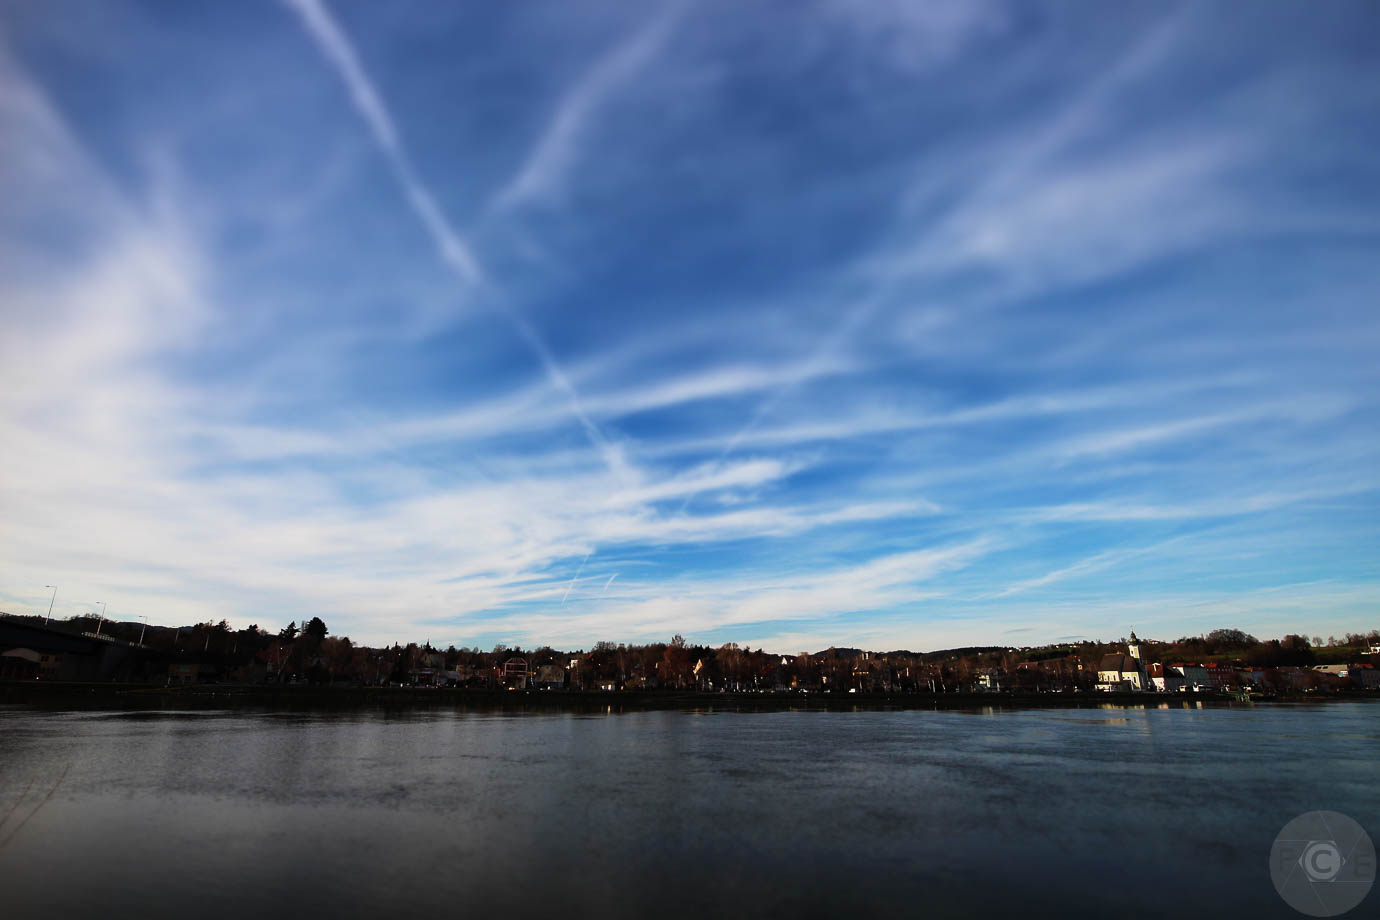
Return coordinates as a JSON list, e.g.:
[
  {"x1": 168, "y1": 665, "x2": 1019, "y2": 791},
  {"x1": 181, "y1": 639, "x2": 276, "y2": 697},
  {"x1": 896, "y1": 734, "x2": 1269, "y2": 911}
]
[{"x1": 0, "y1": 701, "x2": 1376, "y2": 919}]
